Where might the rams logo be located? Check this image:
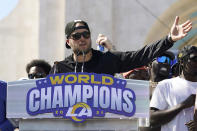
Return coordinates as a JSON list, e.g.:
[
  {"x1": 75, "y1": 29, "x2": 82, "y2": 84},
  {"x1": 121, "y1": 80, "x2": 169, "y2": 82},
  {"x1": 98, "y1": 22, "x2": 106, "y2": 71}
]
[{"x1": 66, "y1": 103, "x2": 92, "y2": 122}]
